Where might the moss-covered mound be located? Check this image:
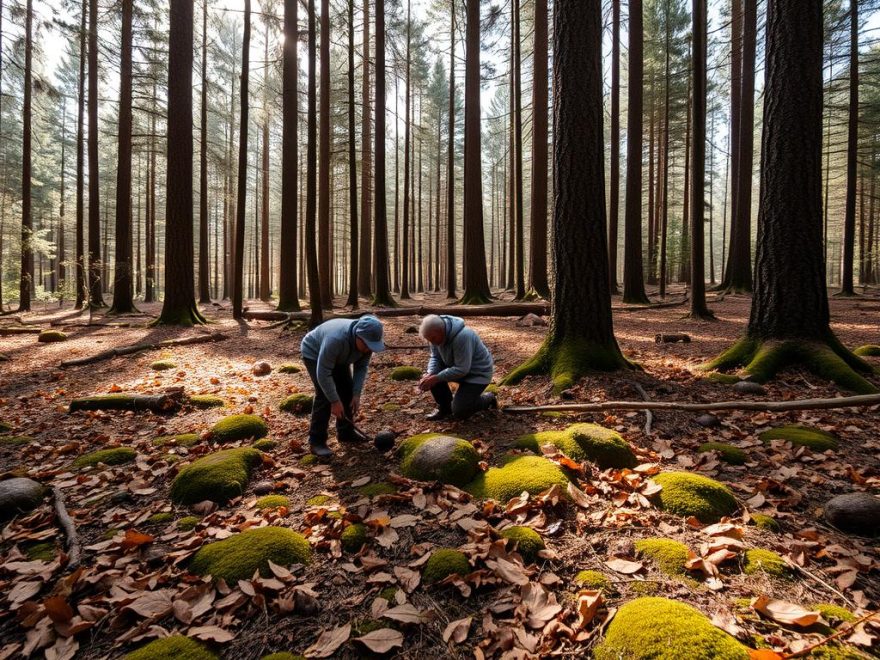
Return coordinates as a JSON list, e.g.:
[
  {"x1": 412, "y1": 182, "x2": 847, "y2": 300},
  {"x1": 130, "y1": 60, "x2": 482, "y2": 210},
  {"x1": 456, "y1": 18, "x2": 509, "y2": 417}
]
[
  {"x1": 759, "y1": 425, "x2": 838, "y2": 451},
  {"x1": 306, "y1": 494, "x2": 336, "y2": 506},
  {"x1": 153, "y1": 433, "x2": 201, "y2": 448},
  {"x1": 500, "y1": 526, "x2": 545, "y2": 563},
  {"x1": 123, "y1": 636, "x2": 217, "y2": 660},
  {"x1": 189, "y1": 395, "x2": 226, "y2": 409},
  {"x1": 253, "y1": 439, "x2": 277, "y2": 451},
  {"x1": 0, "y1": 421, "x2": 12, "y2": 433},
  {"x1": 517, "y1": 424, "x2": 637, "y2": 469},
  {"x1": 72, "y1": 447, "x2": 136, "y2": 469},
  {"x1": 147, "y1": 512, "x2": 174, "y2": 525},
  {"x1": 390, "y1": 366, "x2": 421, "y2": 381},
  {"x1": 743, "y1": 549, "x2": 789, "y2": 578},
  {"x1": 651, "y1": 472, "x2": 738, "y2": 523},
  {"x1": 277, "y1": 364, "x2": 303, "y2": 374},
  {"x1": 697, "y1": 442, "x2": 748, "y2": 465},
  {"x1": 635, "y1": 538, "x2": 690, "y2": 575},
  {"x1": 150, "y1": 360, "x2": 176, "y2": 371},
  {"x1": 805, "y1": 645, "x2": 871, "y2": 660},
  {"x1": 854, "y1": 344, "x2": 880, "y2": 357},
  {"x1": 210, "y1": 414, "x2": 268, "y2": 442},
  {"x1": 358, "y1": 482, "x2": 397, "y2": 497},
  {"x1": 594, "y1": 597, "x2": 749, "y2": 660},
  {"x1": 178, "y1": 516, "x2": 201, "y2": 531},
  {"x1": 279, "y1": 393, "x2": 313, "y2": 415},
  {"x1": 190, "y1": 526, "x2": 311, "y2": 583},
  {"x1": 24, "y1": 541, "x2": 56, "y2": 561},
  {"x1": 38, "y1": 330, "x2": 68, "y2": 343},
  {"x1": 256, "y1": 495, "x2": 289, "y2": 510},
  {"x1": 299, "y1": 454, "x2": 319, "y2": 466},
  {"x1": 0, "y1": 435, "x2": 34, "y2": 446},
  {"x1": 423, "y1": 548, "x2": 470, "y2": 584},
  {"x1": 466, "y1": 455, "x2": 570, "y2": 502},
  {"x1": 574, "y1": 570, "x2": 610, "y2": 590},
  {"x1": 813, "y1": 603, "x2": 856, "y2": 624},
  {"x1": 750, "y1": 513, "x2": 780, "y2": 532},
  {"x1": 399, "y1": 433, "x2": 480, "y2": 487},
  {"x1": 170, "y1": 447, "x2": 263, "y2": 505},
  {"x1": 341, "y1": 523, "x2": 368, "y2": 552}
]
